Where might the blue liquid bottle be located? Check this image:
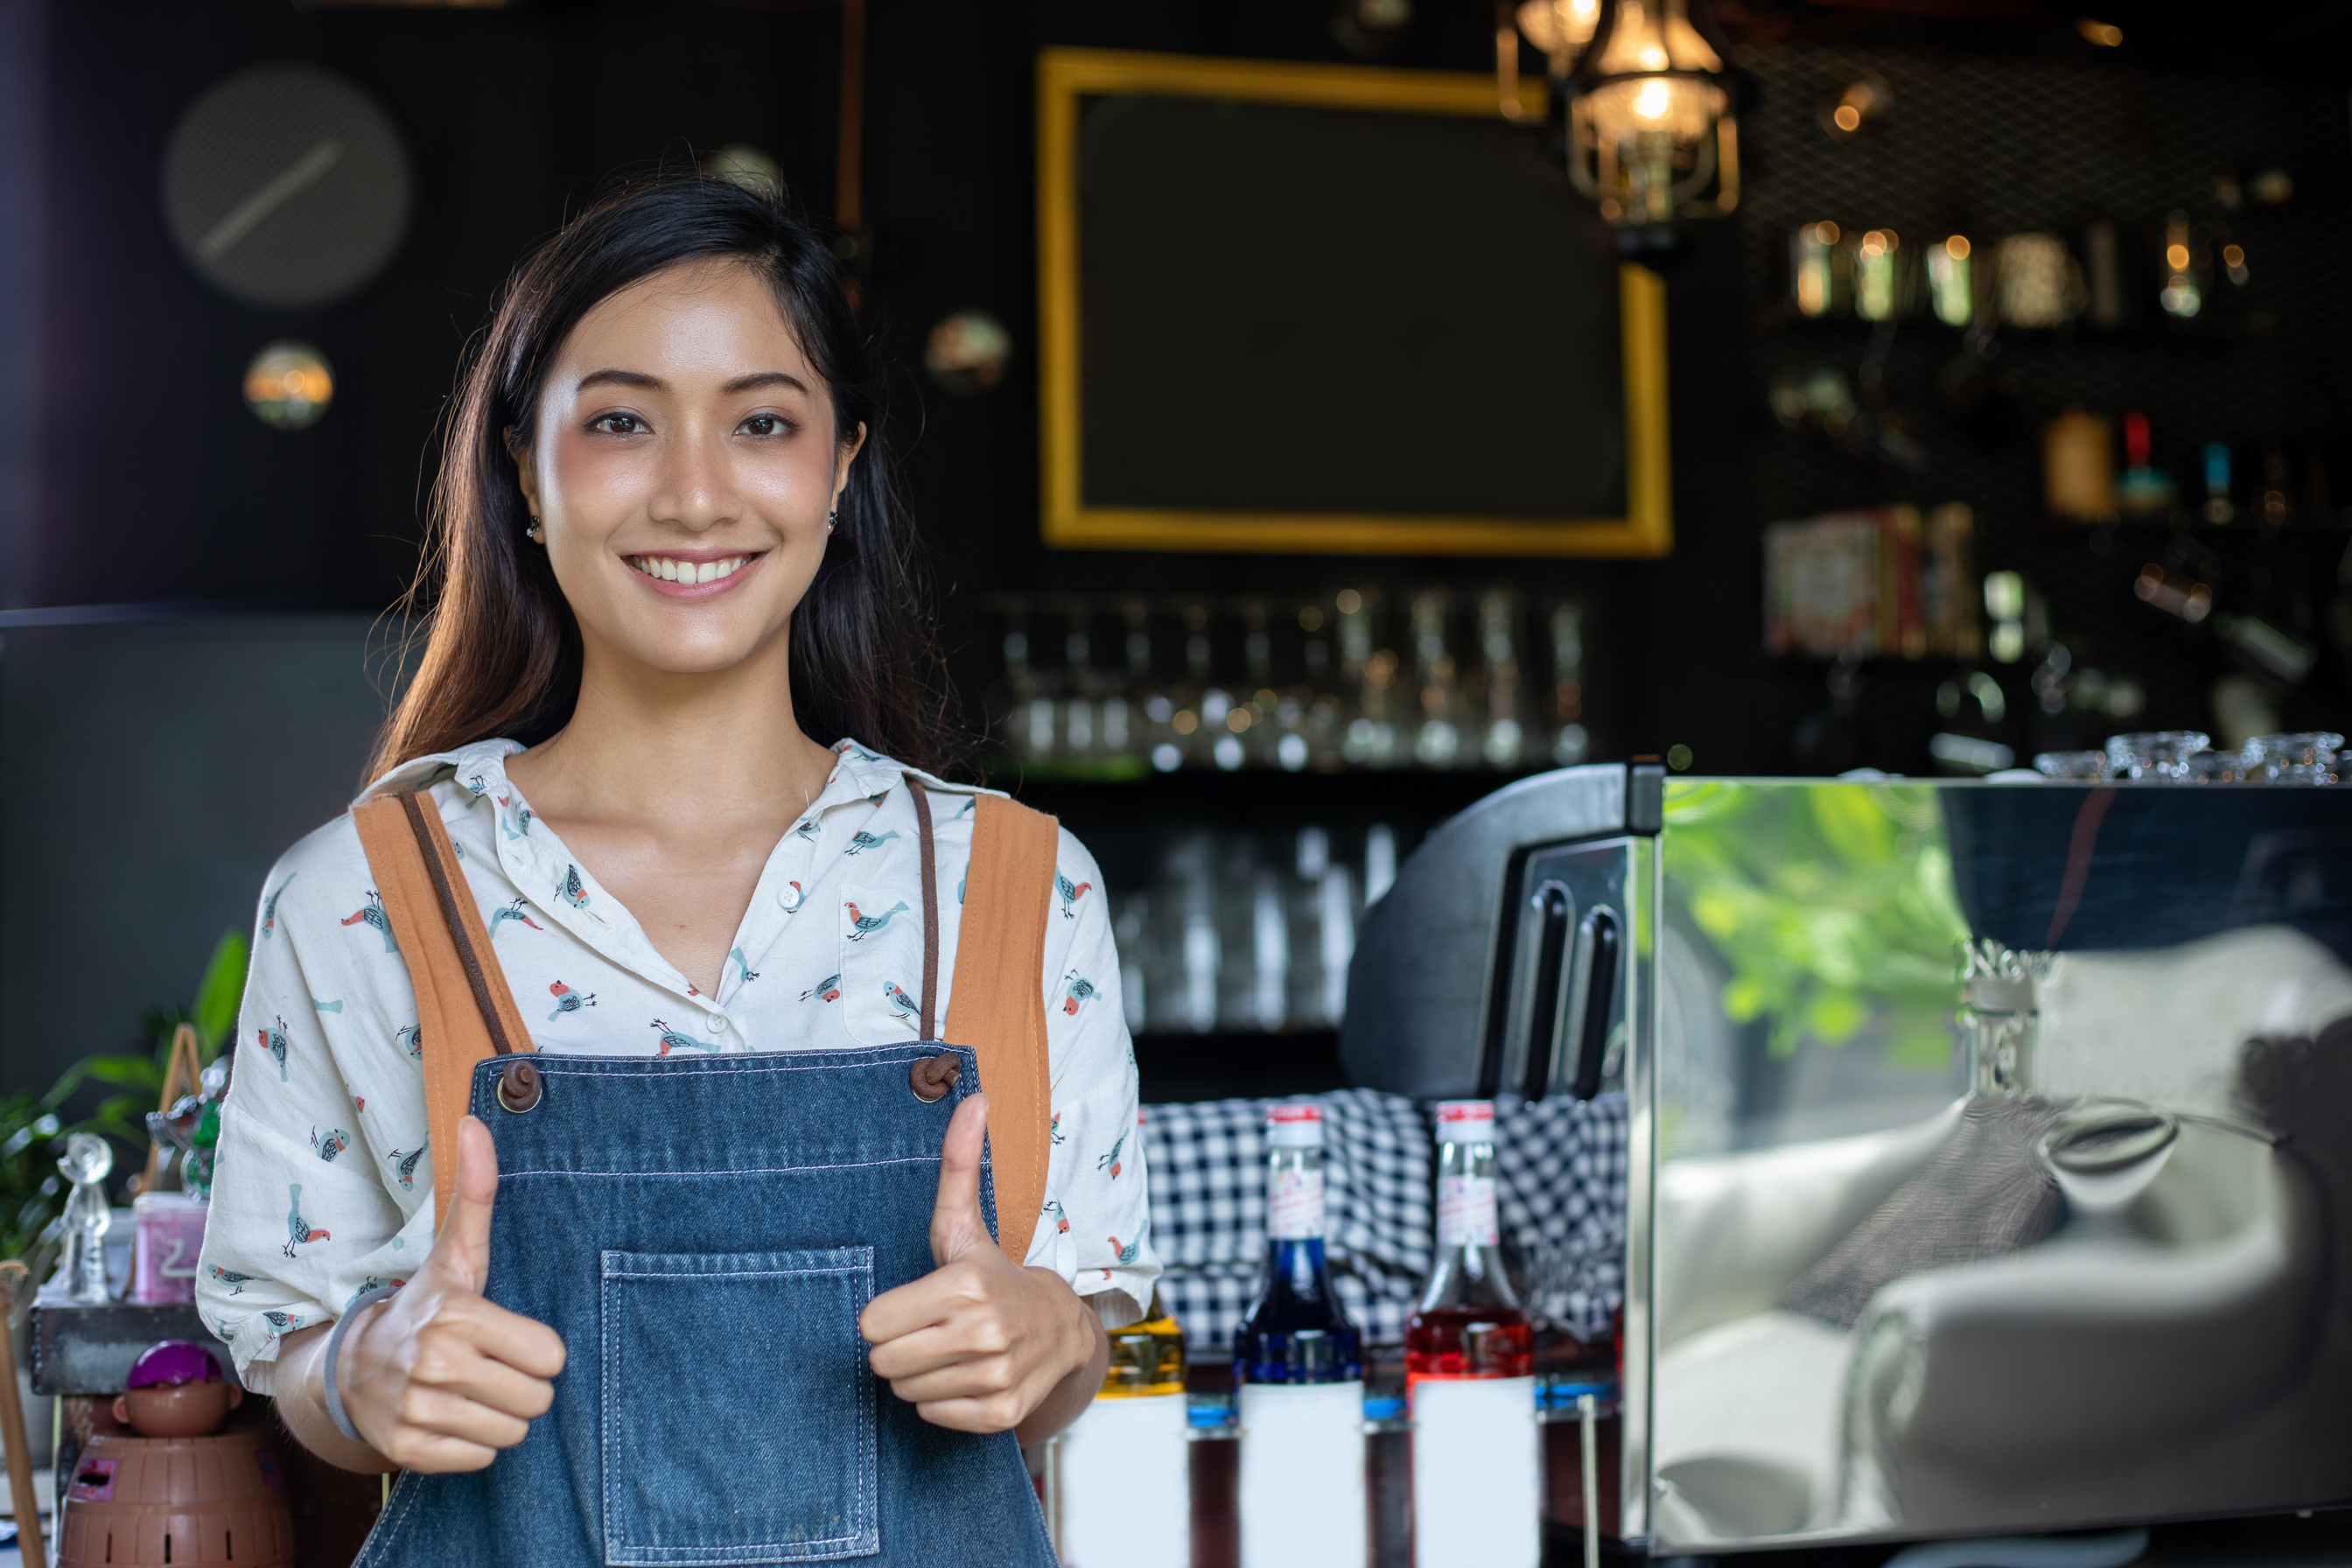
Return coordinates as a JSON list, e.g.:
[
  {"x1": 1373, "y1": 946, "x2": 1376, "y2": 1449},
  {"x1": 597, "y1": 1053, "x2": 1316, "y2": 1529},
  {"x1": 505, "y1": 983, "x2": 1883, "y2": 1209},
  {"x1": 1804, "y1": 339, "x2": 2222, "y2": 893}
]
[{"x1": 1235, "y1": 1102, "x2": 1366, "y2": 1567}]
